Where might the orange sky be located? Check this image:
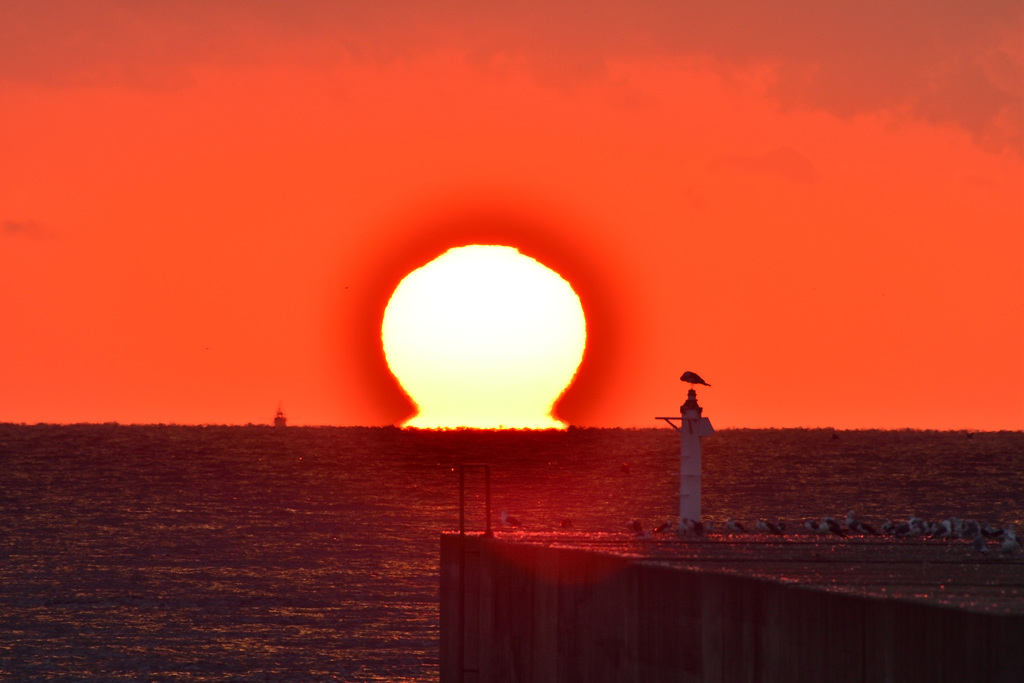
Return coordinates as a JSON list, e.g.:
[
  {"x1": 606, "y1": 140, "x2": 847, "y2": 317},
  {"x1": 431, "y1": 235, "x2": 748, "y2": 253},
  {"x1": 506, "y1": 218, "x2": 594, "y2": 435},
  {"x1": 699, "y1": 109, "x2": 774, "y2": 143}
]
[{"x1": 2, "y1": 2, "x2": 1021, "y2": 430}]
